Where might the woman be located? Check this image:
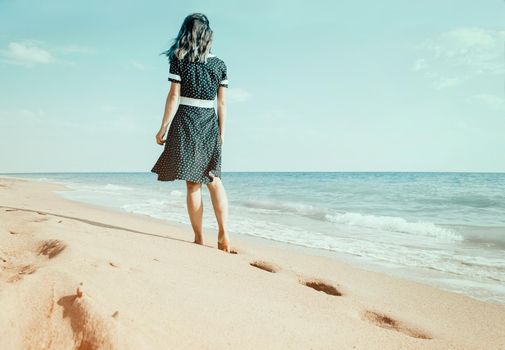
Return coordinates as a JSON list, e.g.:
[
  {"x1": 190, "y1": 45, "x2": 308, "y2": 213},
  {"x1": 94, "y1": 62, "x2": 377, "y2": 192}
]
[{"x1": 151, "y1": 13, "x2": 231, "y2": 253}]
